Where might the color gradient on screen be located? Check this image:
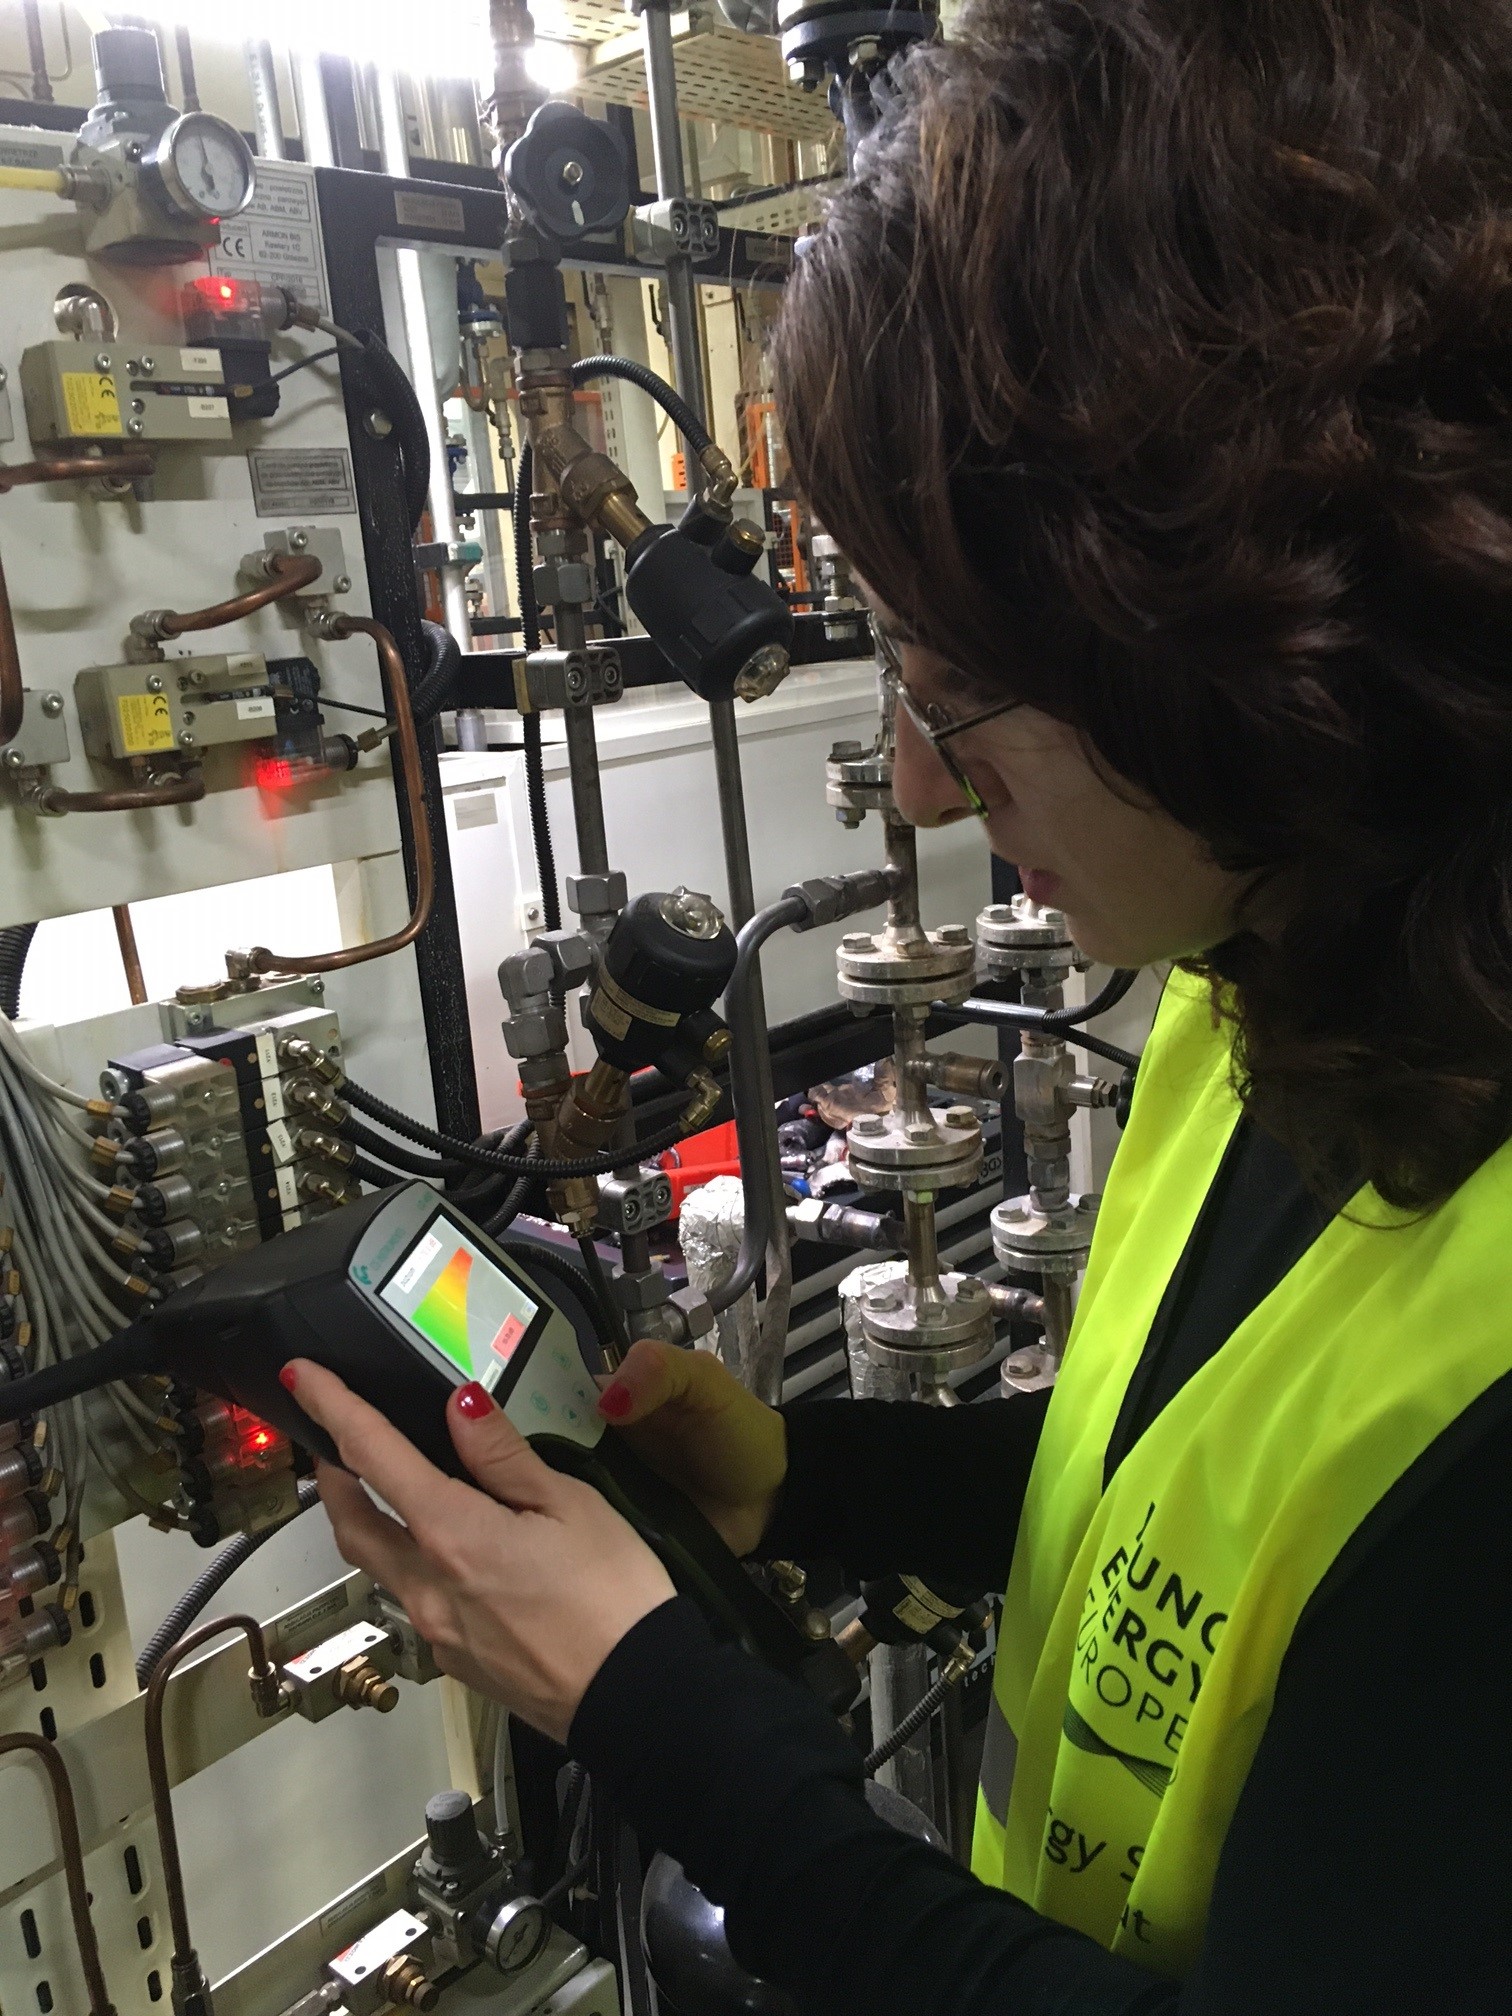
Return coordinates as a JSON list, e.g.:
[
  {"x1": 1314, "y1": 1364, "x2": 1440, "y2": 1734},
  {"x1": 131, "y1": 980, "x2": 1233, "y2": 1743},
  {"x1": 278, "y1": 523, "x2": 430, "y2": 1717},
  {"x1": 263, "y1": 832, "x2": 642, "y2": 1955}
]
[{"x1": 411, "y1": 1246, "x2": 474, "y2": 1373}]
